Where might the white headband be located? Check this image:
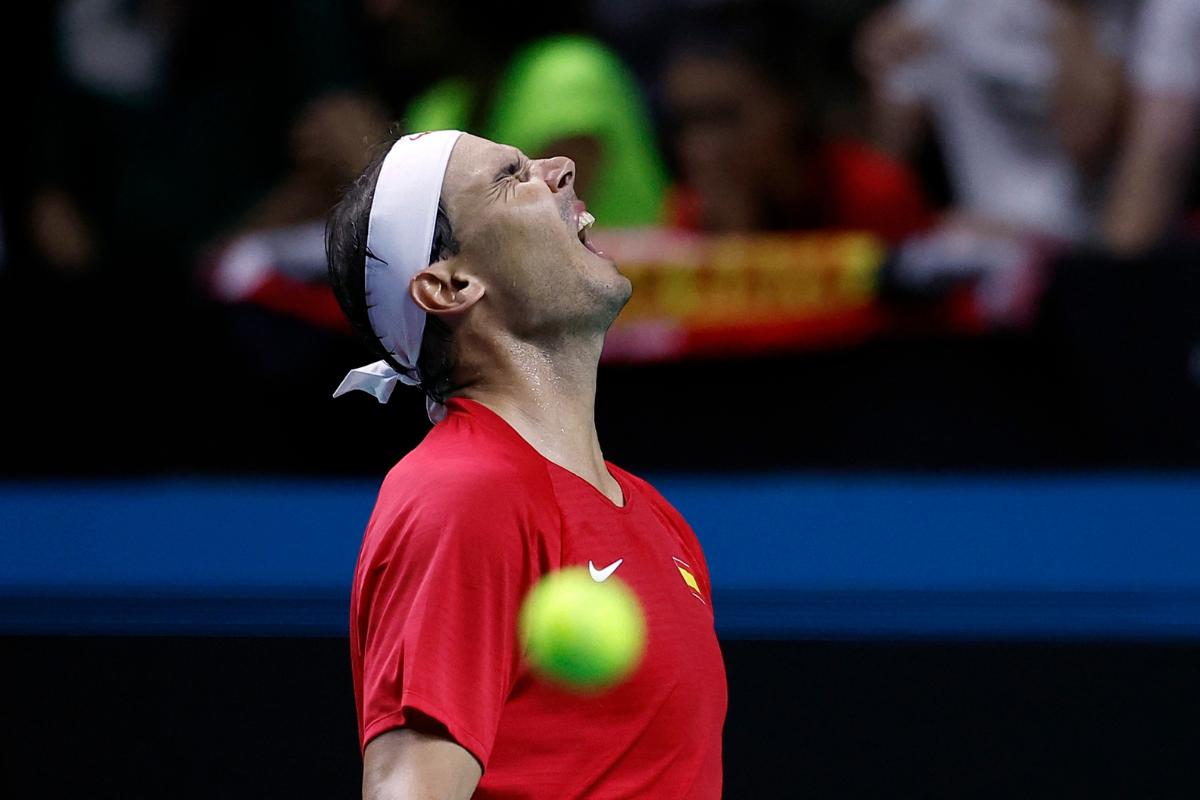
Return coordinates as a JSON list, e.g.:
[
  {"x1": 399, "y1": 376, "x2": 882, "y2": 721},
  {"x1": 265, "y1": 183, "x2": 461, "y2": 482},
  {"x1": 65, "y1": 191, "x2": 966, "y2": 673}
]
[{"x1": 332, "y1": 130, "x2": 464, "y2": 422}]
